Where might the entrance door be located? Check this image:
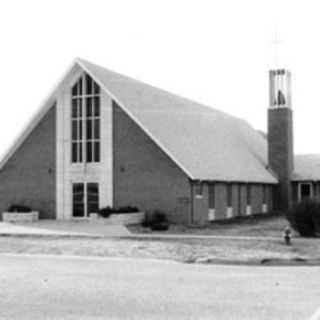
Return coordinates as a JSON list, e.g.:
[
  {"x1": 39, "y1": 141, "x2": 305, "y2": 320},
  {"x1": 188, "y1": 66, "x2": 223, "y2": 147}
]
[{"x1": 72, "y1": 182, "x2": 99, "y2": 217}]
